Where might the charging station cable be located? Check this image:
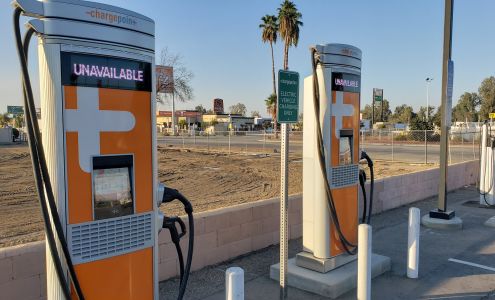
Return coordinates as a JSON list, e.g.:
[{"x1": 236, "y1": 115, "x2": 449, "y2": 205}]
[
  {"x1": 360, "y1": 151, "x2": 375, "y2": 225},
  {"x1": 161, "y1": 187, "x2": 194, "y2": 300},
  {"x1": 13, "y1": 7, "x2": 84, "y2": 300}
]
